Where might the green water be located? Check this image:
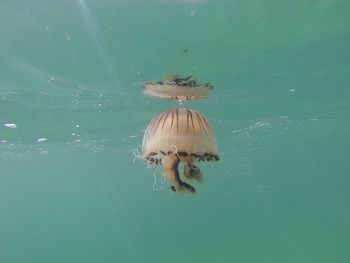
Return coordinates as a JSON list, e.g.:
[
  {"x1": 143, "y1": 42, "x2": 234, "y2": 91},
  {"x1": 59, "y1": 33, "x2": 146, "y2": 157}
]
[{"x1": 1, "y1": 0, "x2": 350, "y2": 262}]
